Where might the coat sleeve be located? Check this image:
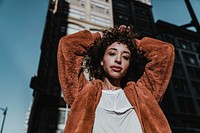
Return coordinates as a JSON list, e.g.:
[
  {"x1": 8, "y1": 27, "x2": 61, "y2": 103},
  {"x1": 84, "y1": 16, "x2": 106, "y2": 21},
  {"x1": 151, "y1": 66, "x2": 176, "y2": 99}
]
[
  {"x1": 136, "y1": 37, "x2": 175, "y2": 102},
  {"x1": 57, "y1": 30, "x2": 100, "y2": 105}
]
